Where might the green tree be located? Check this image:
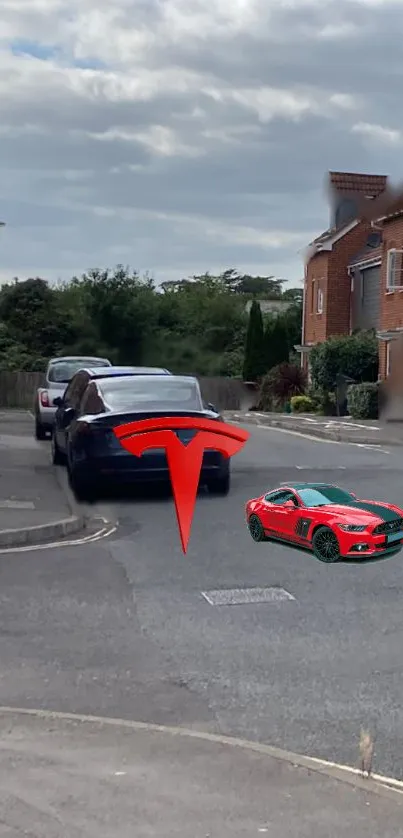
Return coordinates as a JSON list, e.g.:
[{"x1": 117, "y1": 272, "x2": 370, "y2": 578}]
[
  {"x1": 263, "y1": 315, "x2": 290, "y2": 370},
  {"x1": 243, "y1": 300, "x2": 265, "y2": 381},
  {"x1": 0, "y1": 277, "x2": 74, "y2": 358},
  {"x1": 68, "y1": 266, "x2": 157, "y2": 364}
]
